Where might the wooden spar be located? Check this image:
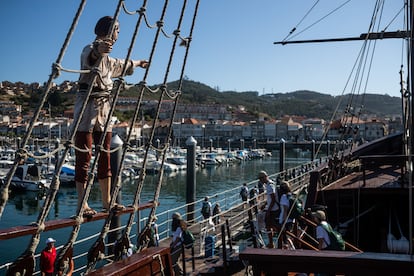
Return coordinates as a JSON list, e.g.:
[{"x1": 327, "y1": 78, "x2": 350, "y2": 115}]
[
  {"x1": 0, "y1": 202, "x2": 156, "y2": 240},
  {"x1": 274, "y1": 31, "x2": 410, "y2": 45},
  {"x1": 408, "y1": 0, "x2": 414, "y2": 256}
]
